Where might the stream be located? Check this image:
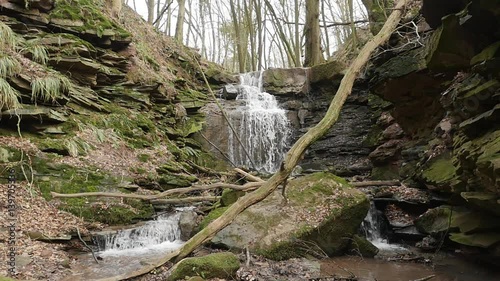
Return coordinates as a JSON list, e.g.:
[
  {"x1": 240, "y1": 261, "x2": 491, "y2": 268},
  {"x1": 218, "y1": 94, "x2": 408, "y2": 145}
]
[
  {"x1": 63, "y1": 210, "x2": 185, "y2": 280},
  {"x1": 321, "y1": 255, "x2": 500, "y2": 281}
]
